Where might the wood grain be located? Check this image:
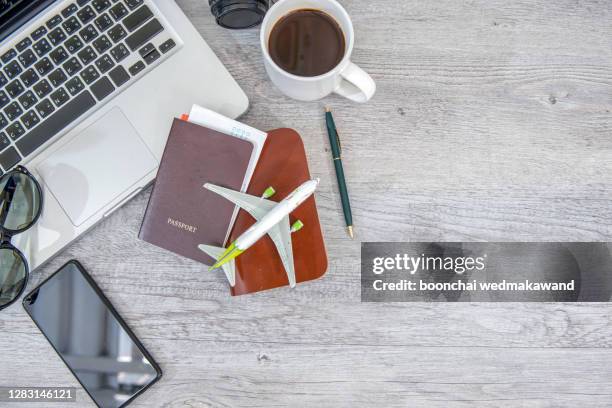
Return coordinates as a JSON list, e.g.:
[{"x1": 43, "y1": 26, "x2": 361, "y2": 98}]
[{"x1": 1, "y1": 0, "x2": 612, "y2": 406}]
